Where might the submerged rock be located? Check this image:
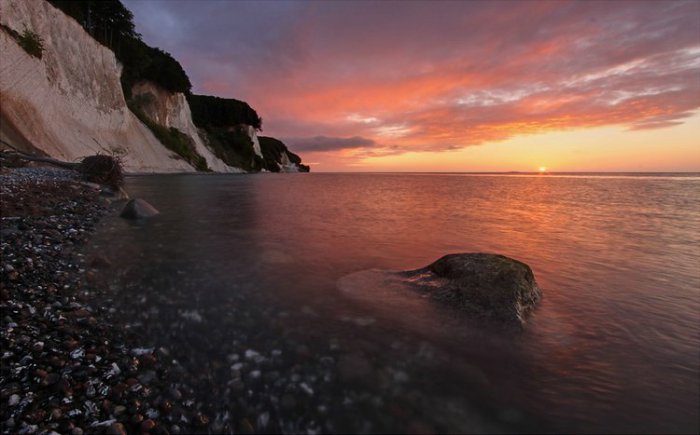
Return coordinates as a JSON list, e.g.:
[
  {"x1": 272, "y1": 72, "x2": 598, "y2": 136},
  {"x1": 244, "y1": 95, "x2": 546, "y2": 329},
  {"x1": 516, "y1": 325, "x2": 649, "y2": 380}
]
[
  {"x1": 119, "y1": 199, "x2": 159, "y2": 219},
  {"x1": 411, "y1": 253, "x2": 542, "y2": 327},
  {"x1": 99, "y1": 186, "x2": 130, "y2": 204}
]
